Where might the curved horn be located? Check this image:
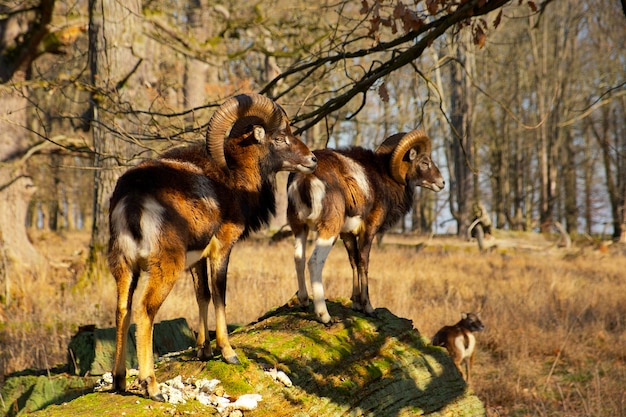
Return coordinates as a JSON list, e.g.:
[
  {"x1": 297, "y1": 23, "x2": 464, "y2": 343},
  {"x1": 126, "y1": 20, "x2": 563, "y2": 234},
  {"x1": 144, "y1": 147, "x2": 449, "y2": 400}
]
[
  {"x1": 388, "y1": 130, "x2": 432, "y2": 185},
  {"x1": 374, "y1": 132, "x2": 404, "y2": 155},
  {"x1": 206, "y1": 93, "x2": 286, "y2": 170}
]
